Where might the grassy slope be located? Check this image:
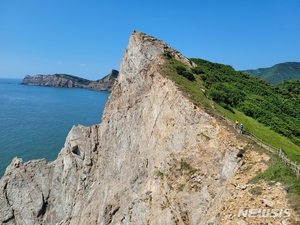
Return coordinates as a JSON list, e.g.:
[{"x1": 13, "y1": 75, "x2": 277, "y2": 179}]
[
  {"x1": 218, "y1": 107, "x2": 300, "y2": 162},
  {"x1": 161, "y1": 56, "x2": 300, "y2": 163},
  {"x1": 160, "y1": 54, "x2": 300, "y2": 214}
]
